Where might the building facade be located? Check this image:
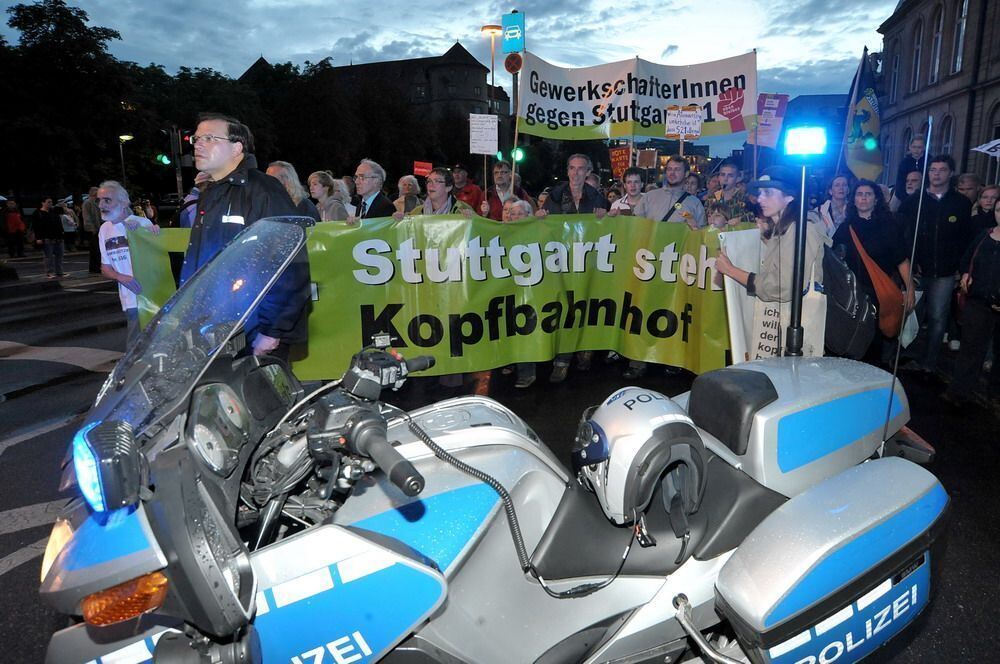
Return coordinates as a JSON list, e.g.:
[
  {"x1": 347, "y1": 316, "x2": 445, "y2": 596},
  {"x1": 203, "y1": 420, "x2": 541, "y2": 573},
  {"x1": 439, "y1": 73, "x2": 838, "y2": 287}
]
[
  {"x1": 877, "y1": 0, "x2": 1000, "y2": 184},
  {"x1": 240, "y1": 43, "x2": 512, "y2": 152}
]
